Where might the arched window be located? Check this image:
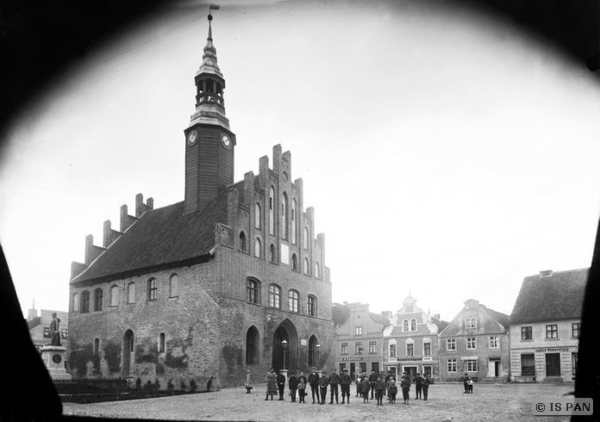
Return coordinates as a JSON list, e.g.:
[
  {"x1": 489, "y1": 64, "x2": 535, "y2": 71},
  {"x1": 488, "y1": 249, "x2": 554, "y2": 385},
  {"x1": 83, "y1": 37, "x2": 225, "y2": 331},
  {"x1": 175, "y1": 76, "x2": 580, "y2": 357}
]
[
  {"x1": 291, "y1": 199, "x2": 297, "y2": 244},
  {"x1": 308, "y1": 335, "x2": 318, "y2": 367},
  {"x1": 269, "y1": 244, "x2": 276, "y2": 263},
  {"x1": 81, "y1": 291, "x2": 90, "y2": 313},
  {"x1": 147, "y1": 278, "x2": 157, "y2": 301},
  {"x1": 315, "y1": 262, "x2": 321, "y2": 279},
  {"x1": 72, "y1": 293, "x2": 80, "y2": 312},
  {"x1": 268, "y1": 285, "x2": 281, "y2": 308},
  {"x1": 247, "y1": 279, "x2": 260, "y2": 304},
  {"x1": 307, "y1": 295, "x2": 317, "y2": 317},
  {"x1": 269, "y1": 187, "x2": 275, "y2": 235},
  {"x1": 110, "y1": 285, "x2": 119, "y2": 307},
  {"x1": 255, "y1": 203, "x2": 261, "y2": 229},
  {"x1": 158, "y1": 333, "x2": 166, "y2": 353},
  {"x1": 303, "y1": 258, "x2": 310, "y2": 275},
  {"x1": 281, "y1": 192, "x2": 288, "y2": 239},
  {"x1": 403, "y1": 319, "x2": 409, "y2": 332},
  {"x1": 169, "y1": 274, "x2": 179, "y2": 297},
  {"x1": 292, "y1": 253, "x2": 298, "y2": 271},
  {"x1": 254, "y1": 238, "x2": 262, "y2": 258},
  {"x1": 288, "y1": 290, "x2": 299, "y2": 312},
  {"x1": 411, "y1": 319, "x2": 417, "y2": 331},
  {"x1": 93, "y1": 288, "x2": 103, "y2": 311},
  {"x1": 246, "y1": 326, "x2": 260, "y2": 365},
  {"x1": 239, "y1": 231, "x2": 247, "y2": 252},
  {"x1": 127, "y1": 282, "x2": 136, "y2": 304},
  {"x1": 303, "y1": 227, "x2": 309, "y2": 250}
]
